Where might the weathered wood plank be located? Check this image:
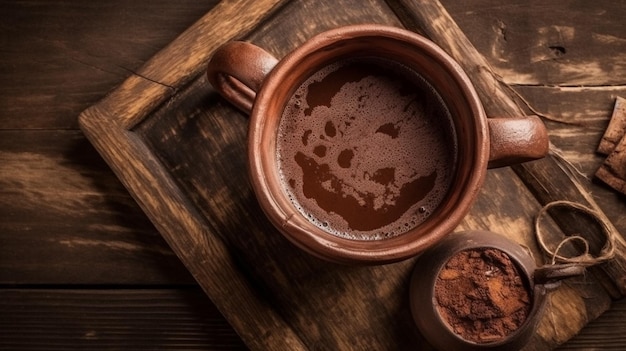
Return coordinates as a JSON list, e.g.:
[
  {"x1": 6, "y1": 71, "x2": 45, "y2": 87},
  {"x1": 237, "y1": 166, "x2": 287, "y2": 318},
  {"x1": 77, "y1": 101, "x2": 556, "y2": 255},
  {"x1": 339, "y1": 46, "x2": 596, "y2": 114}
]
[
  {"x1": 559, "y1": 297, "x2": 626, "y2": 350},
  {"x1": 89, "y1": 0, "x2": 291, "y2": 130},
  {"x1": 441, "y1": 0, "x2": 626, "y2": 86},
  {"x1": 0, "y1": 130, "x2": 195, "y2": 285},
  {"x1": 79, "y1": 2, "x2": 316, "y2": 349},
  {"x1": 0, "y1": 288, "x2": 247, "y2": 351},
  {"x1": 510, "y1": 86, "x2": 626, "y2": 188},
  {"x1": 0, "y1": 0, "x2": 219, "y2": 130},
  {"x1": 0, "y1": 288, "x2": 624, "y2": 351},
  {"x1": 81, "y1": 101, "x2": 309, "y2": 351}
]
